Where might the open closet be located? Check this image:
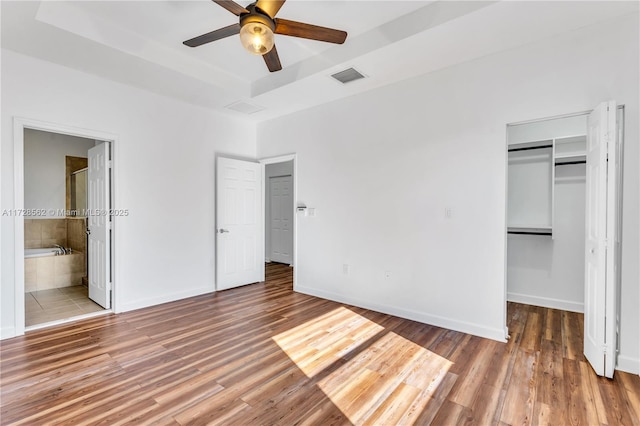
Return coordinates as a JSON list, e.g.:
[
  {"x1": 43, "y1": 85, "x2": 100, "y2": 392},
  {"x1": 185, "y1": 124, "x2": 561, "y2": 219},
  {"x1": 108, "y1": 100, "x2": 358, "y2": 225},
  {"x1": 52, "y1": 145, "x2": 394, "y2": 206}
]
[
  {"x1": 507, "y1": 114, "x2": 588, "y2": 313},
  {"x1": 506, "y1": 101, "x2": 623, "y2": 378}
]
